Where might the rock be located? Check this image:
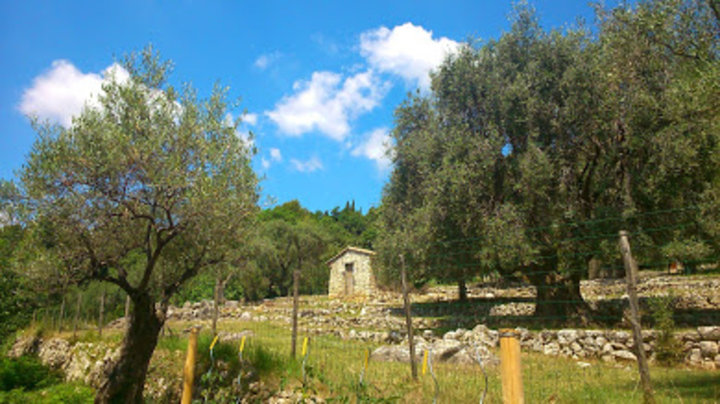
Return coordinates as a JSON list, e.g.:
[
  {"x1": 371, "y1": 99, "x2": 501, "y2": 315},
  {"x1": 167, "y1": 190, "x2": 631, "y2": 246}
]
[
  {"x1": 430, "y1": 340, "x2": 464, "y2": 361},
  {"x1": 37, "y1": 338, "x2": 71, "y2": 369},
  {"x1": 371, "y1": 345, "x2": 413, "y2": 363},
  {"x1": 699, "y1": 341, "x2": 719, "y2": 358},
  {"x1": 218, "y1": 330, "x2": 254, "y2": 343},
  {"x1": 422, "y1": 330, "x2": 434, "y2": 340},
  {"x1": 641, "y1": 330, "x2": 656, "y2": 342},
  {"x1": 558, "y1": 329, "x2": 579, "y2": 345},
  {"x1": 612, "y1": 350, "x2": 637, "y2": 361},
  {"x1": 446, "y1": 346, "x2": 499, "y2": 367},
  {"x1": 543, "y1": 342, "x2": 560, "y2": 356},
  {"x1": 577, "y1": 361, "x2": 592, "y2": 369},
  {"x1": 240, "y1": 311, "x2": 252, "y2": 321},
  {"x1": 698, "y1": 326, "x2": 720, "y2": 341},
  {"x1": 715, "y1": 354, "x2": 720, "y2": 367},
  {"x1": 8, "y1": 335, "x2": 40, "y2": 358},
  {"x1": 224, "y1": 300, "x2": 239, "y2": 309},
  {"x1": 570, "y1": 342, "x2": 582, "y2": 353},
  {"x1": 688, "y1": 348, "x2": 702, "y2": 364},
  {"x1": 613, "y1": 331, "x2": 630, "y2": 344},
  {"x1": 472, "y1": 324, "x2": 490, "y2": 335}
]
